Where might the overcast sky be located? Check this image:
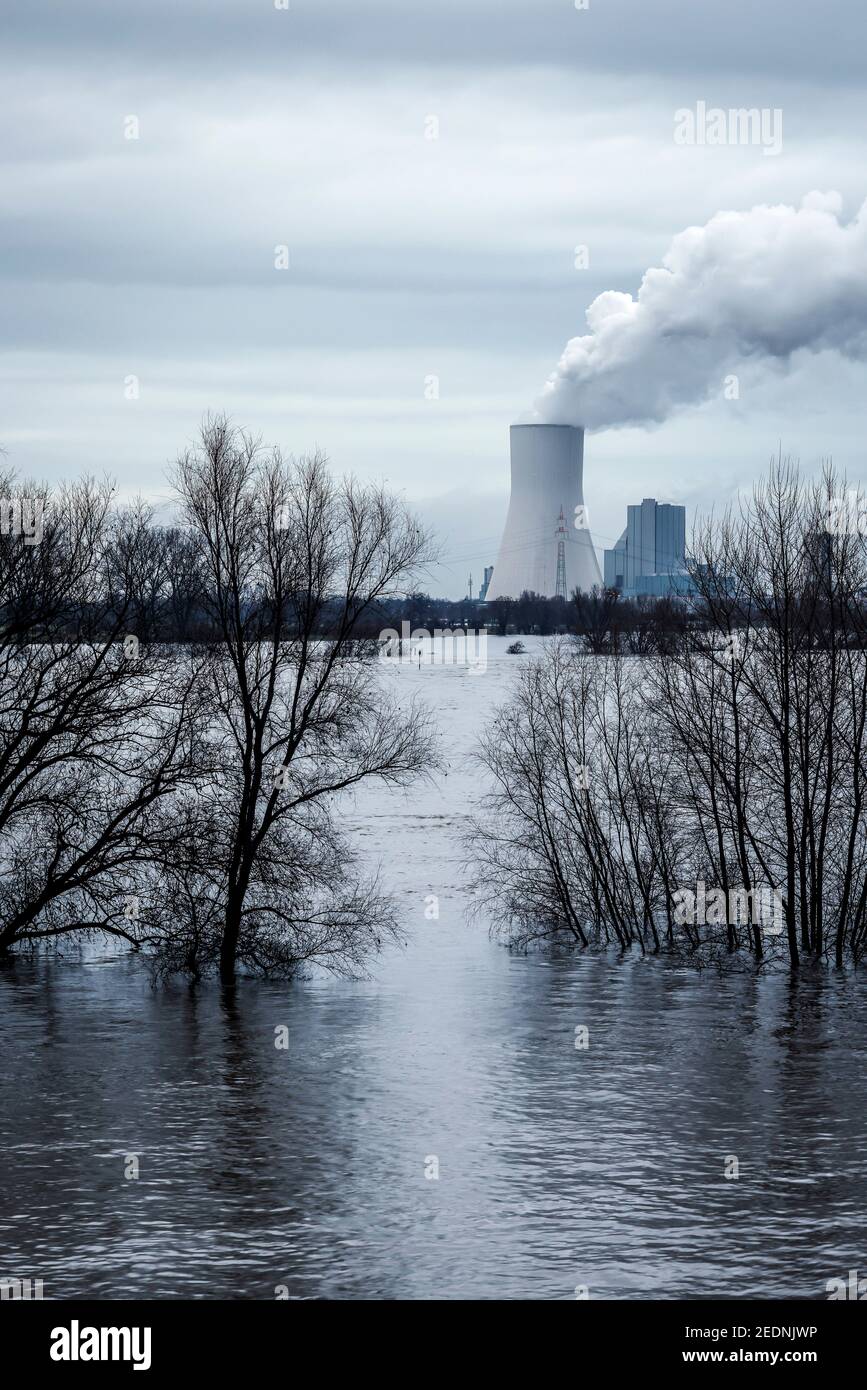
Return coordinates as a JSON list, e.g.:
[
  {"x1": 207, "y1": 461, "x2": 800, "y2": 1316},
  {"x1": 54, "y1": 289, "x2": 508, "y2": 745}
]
[{"x1": 3, "y1": 0, "x2": 866, "y2": 594}]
